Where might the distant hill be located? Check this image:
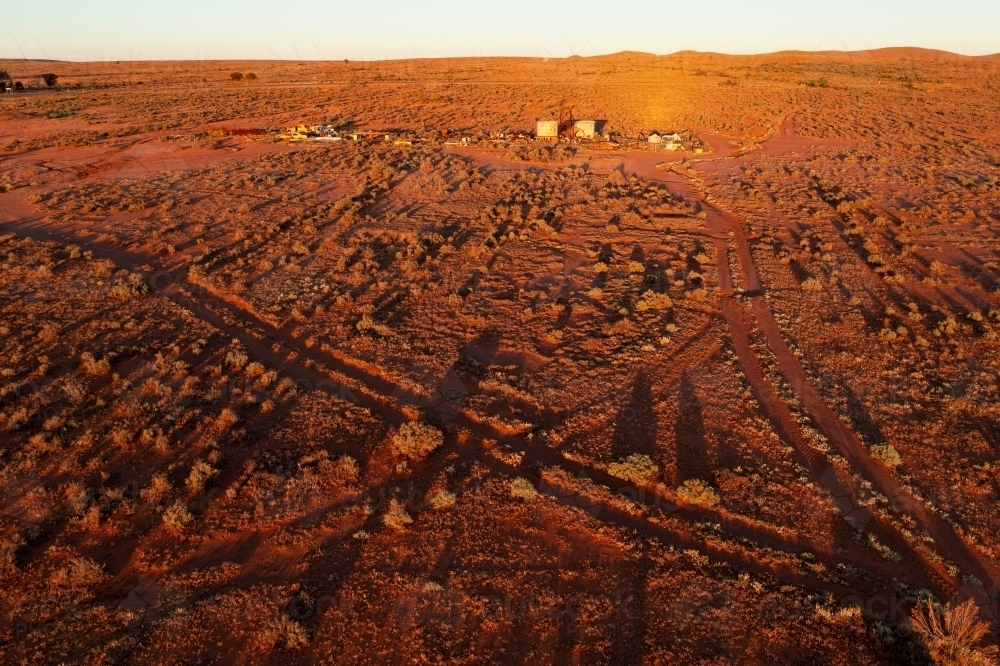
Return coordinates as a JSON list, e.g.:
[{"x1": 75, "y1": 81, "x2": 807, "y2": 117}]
[{"x1": 599, "y1": 47, "x2": 1000, "y2": 63}]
